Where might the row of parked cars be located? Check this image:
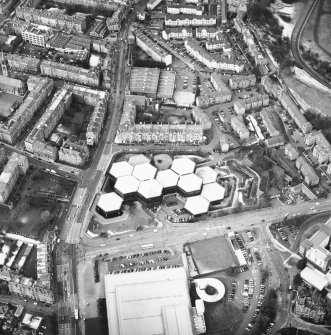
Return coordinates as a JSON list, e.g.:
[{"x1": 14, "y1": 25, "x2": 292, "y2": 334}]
[
  {"x1": 228, "y1": 281, "x2": 238, "y2": 302},
  {"x1": 109, "y1": 249, "x2": 170, "y2": 262},
  {"x1": 111, "y1": 264, "x2": 180, "y2": 274}
]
